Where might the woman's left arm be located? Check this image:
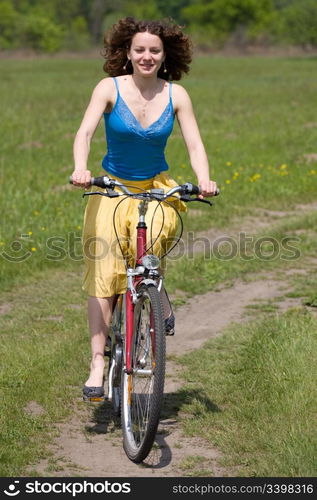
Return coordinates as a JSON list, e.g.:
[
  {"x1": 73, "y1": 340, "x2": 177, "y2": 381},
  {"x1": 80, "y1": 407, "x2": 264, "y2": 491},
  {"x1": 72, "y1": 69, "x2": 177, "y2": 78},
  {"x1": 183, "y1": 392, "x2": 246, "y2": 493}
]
[{"x1": 173, "y1": 84, "x2": 217, "y2": 197}]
